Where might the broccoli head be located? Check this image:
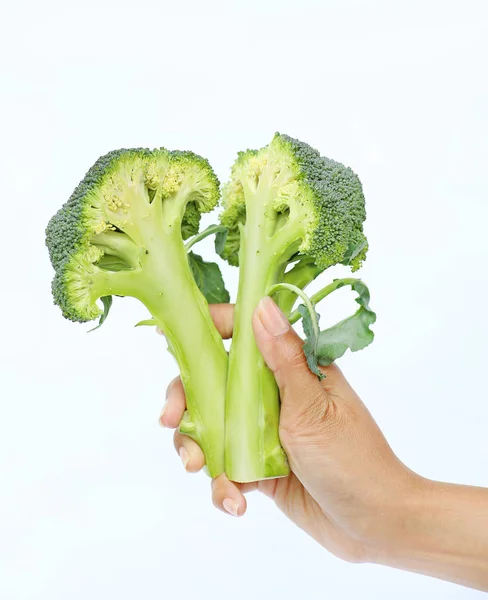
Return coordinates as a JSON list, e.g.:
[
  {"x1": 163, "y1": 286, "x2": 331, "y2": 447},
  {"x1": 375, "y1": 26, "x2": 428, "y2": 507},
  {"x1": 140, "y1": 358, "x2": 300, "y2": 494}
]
[
  {"x1": 220, "y1": 133, "x2": 368, "y2": 272},
  {"x1": 46, "y1": 148, "x2": 220, "y2": 322}
]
